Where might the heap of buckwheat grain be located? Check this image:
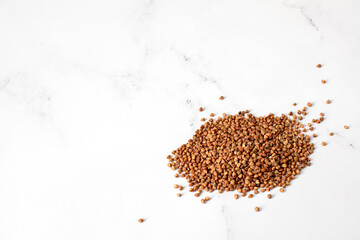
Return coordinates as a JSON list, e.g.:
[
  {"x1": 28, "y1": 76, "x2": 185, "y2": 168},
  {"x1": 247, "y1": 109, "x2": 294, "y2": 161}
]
[{"x1": 167, "y1": 111, "x2": 314, "y2": 196}]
